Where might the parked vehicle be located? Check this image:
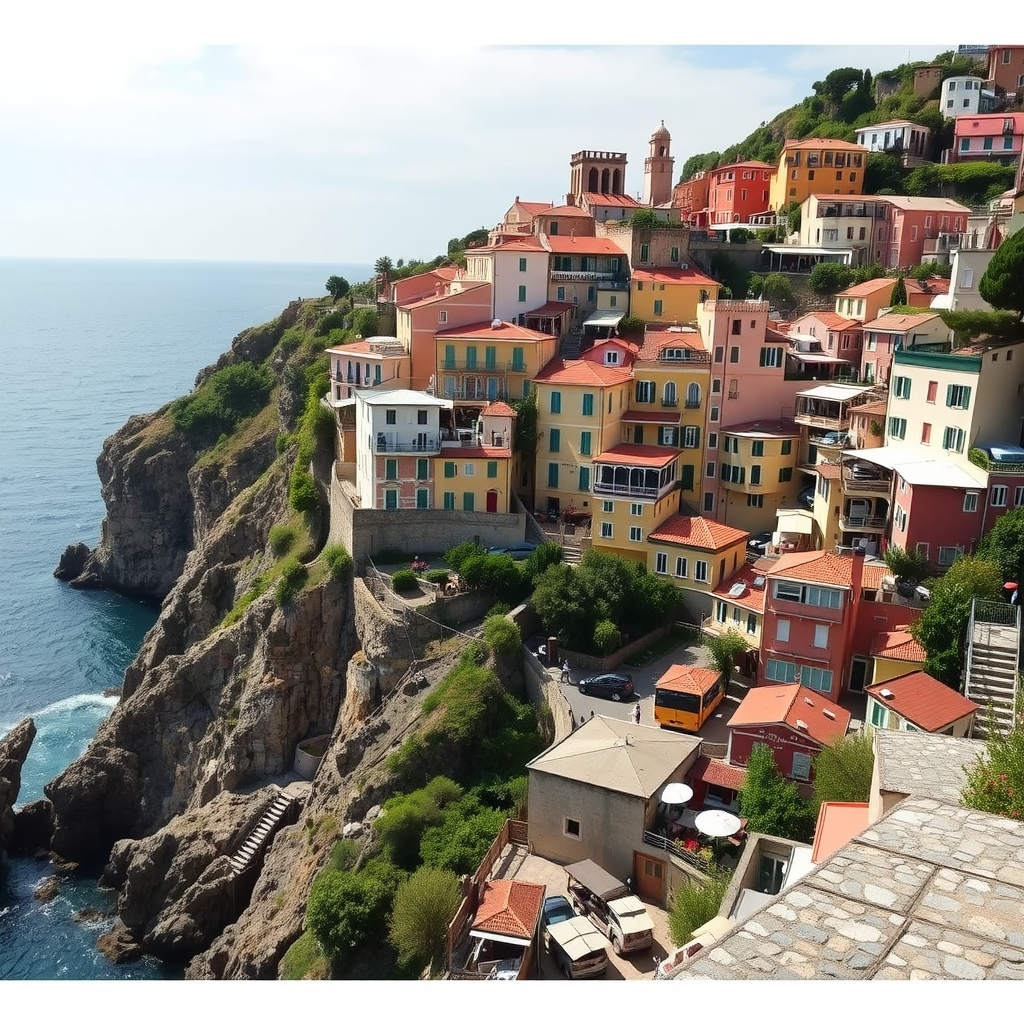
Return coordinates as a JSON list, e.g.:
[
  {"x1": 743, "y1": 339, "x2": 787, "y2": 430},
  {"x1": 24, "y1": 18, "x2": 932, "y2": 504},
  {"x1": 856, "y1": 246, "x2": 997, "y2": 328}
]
[
  {"x1": 818, "y1": 430, "x2": 848, "y2": 447},
  {"x1": 848, "y1": 461, "x2": 882, "y2": 480},
  {"x1": 544, "y1": 910, "x2": 609, "y2": 979},
  {"x1": 798, "y1": 485, "x2": 815, "y2": 510},
  {"x1": 486, "y1": 542, "x2": 538, "y2": 560},
  {"x1": 653, "y1": 668, "x2": 725, "y2": 733},
  {"x1": 541, "y1": 895, "x2": 576, "y2": 950},
  {"x1": 747, "y1": 530, "x2": 772, "y2": 554},
  {"x1": 577, "y1": 672, "x2": 634, "y2": 702},
  {"x1": 566, "y1": 860, "x2": 655, "y2": 955}
]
